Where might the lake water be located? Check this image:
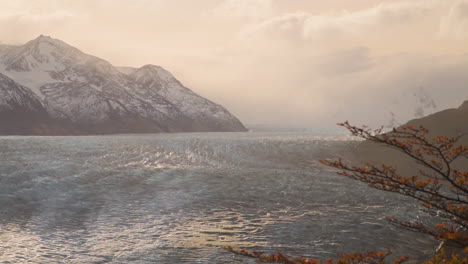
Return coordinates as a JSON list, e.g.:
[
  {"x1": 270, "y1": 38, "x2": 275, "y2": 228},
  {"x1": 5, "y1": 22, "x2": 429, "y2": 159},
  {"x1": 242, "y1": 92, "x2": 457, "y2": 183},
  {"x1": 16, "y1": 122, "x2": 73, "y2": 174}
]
[{"x1": 0, "y1": 131, "x2": 436, "y2": 263}]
